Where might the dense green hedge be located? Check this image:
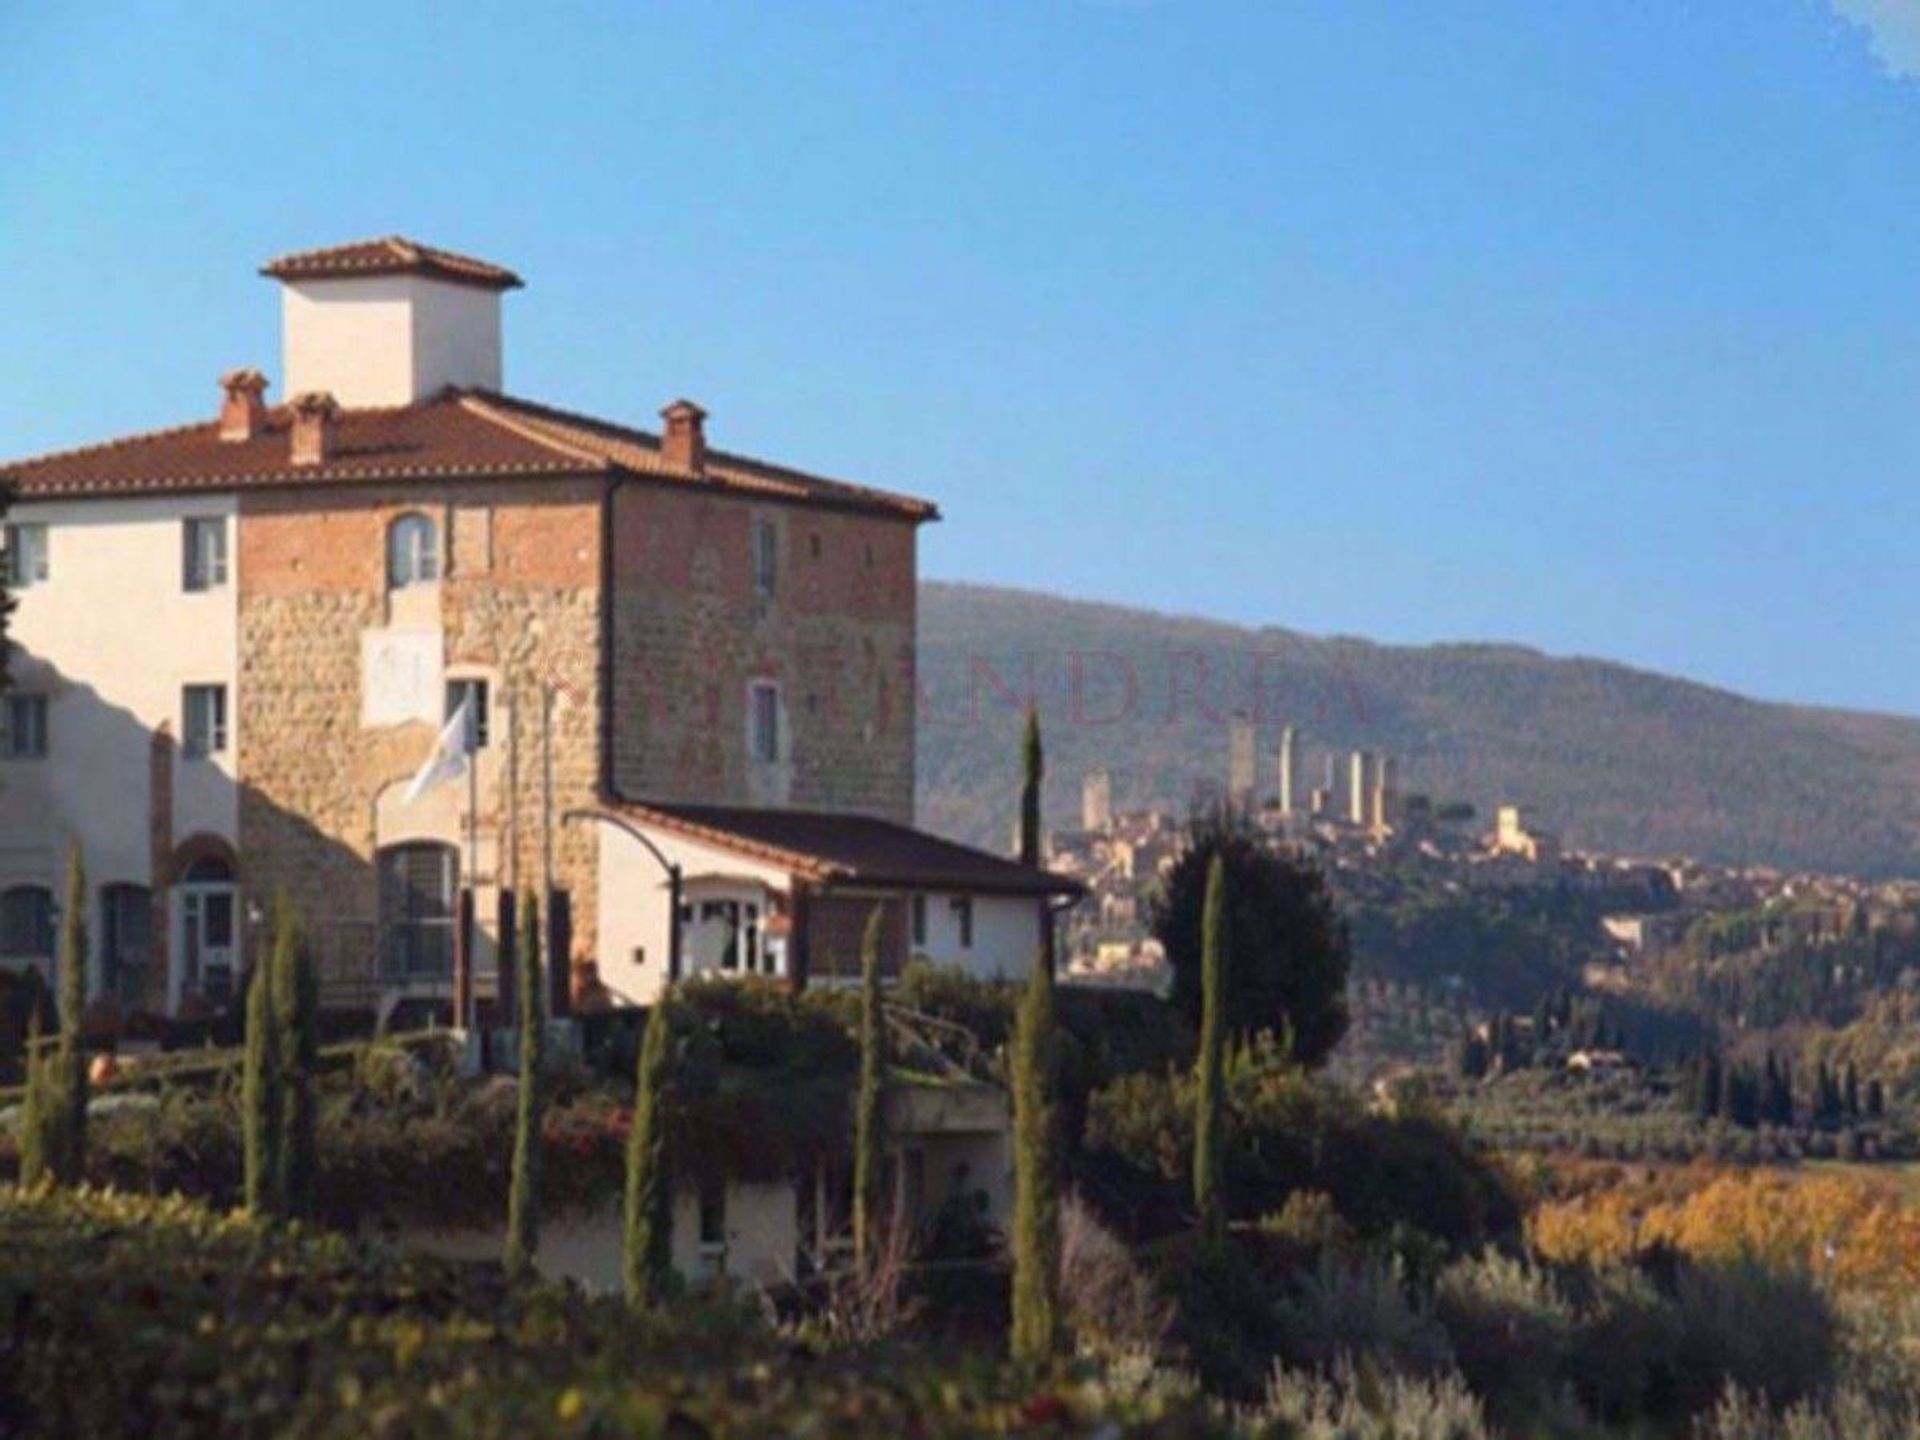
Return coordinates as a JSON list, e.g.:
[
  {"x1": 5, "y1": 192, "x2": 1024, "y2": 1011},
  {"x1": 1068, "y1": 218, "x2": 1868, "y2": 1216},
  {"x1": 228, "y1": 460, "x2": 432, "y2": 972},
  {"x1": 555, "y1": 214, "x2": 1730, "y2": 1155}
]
[{"x1": 0, "y1": 1187, "x2": 1242, "y2": 1440}]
